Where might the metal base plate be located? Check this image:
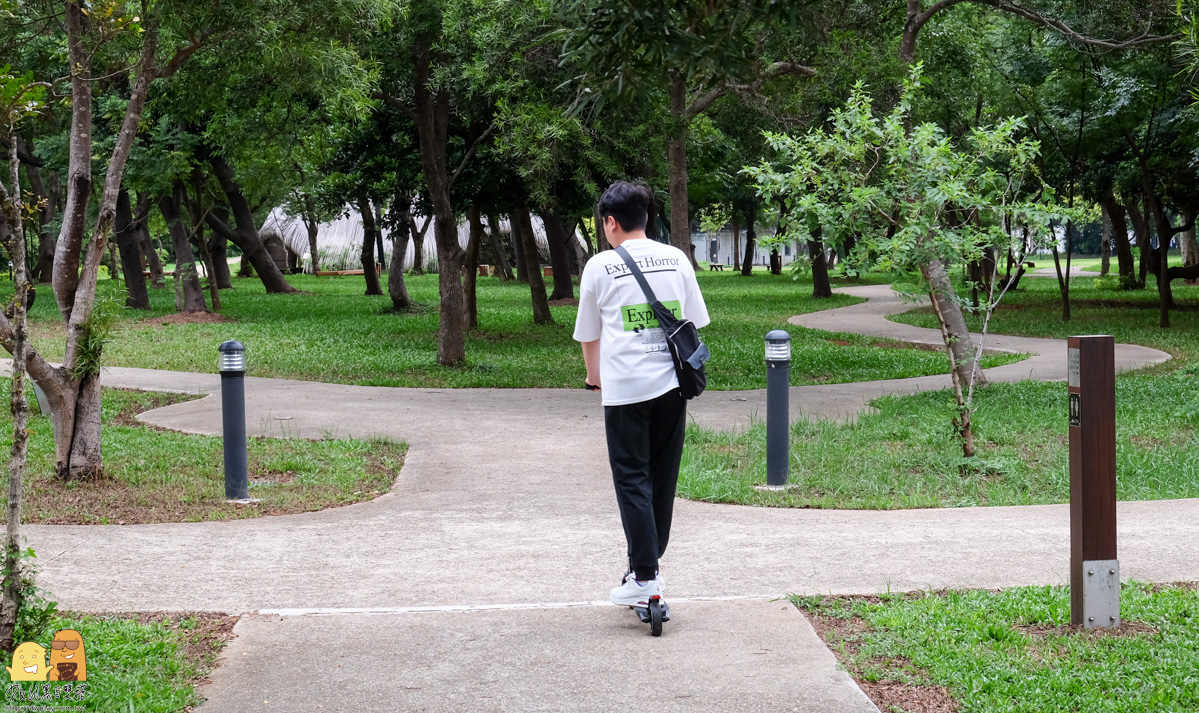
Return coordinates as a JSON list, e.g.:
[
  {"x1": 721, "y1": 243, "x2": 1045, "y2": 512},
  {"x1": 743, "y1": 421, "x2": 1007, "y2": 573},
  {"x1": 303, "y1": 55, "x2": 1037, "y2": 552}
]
[{"x1": 1077, "y1": 559, "x2": 1120, "y2": 629}]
